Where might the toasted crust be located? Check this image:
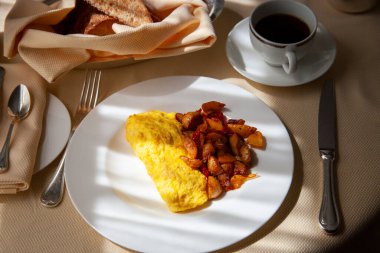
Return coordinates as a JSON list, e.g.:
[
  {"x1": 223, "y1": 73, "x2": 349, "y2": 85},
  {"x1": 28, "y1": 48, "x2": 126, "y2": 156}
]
[
  {"x1": 84, "y1": 13, "x2": 116, "y2": 36},
  {"x1": 83, "y1": 0, "x2": 153, "y2": 27},
  {"x1": 55, "y1": 0, "x2": 118, "y2": 35}
]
